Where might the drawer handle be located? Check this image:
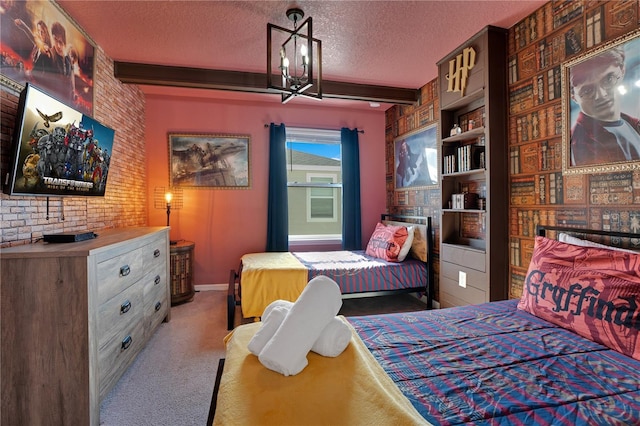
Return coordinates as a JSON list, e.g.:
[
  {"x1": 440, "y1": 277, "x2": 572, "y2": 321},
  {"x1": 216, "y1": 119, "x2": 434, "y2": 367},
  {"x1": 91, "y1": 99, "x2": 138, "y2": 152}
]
[
  {"x1": 154, "y1": 275, "x2": 161, "y2": 285},
  {"x1": 121, "y1": 336, "x2": 132, "y2": 351},
  {"x1": 120, "y1": 300, "x2": 132, "y2": 314},
  {"x1": 155, "y1": 301, "x2": 162, "y2": 312},
  {"x1": 154, "y1": 249, "x2": 161, "y2": 258},
  {"x1": 120, "y1": 265, "x2": 131, "y2": 277}
]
